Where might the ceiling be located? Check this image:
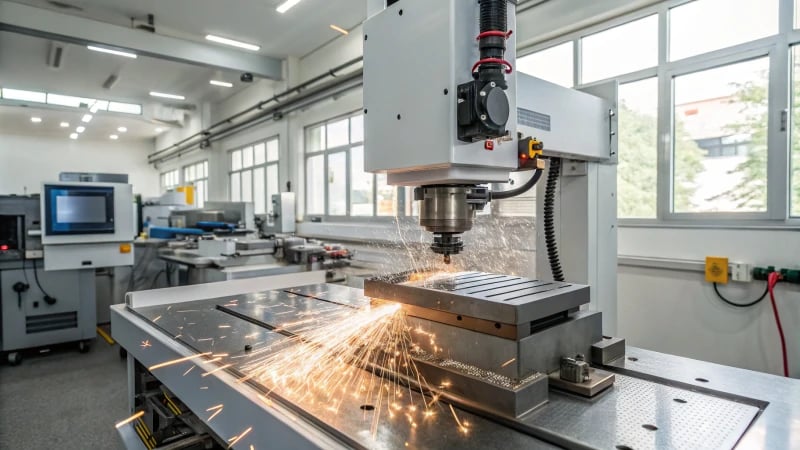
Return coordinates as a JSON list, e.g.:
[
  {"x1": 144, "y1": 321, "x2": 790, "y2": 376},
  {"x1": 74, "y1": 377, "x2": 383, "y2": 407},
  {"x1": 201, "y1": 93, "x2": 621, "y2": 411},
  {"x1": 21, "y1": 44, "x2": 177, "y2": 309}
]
[
  {"x1": 9, "y1": 0, "x2": 367, "y2": 58},
  {"x1": 0, "y1": 31, "x2": 254, "y2": 106},
  {"x1": 0, "y1": 104, "x2": 165, "y2": 140},
  {"x1": 0, "y1": 0, "x2": 368, "y2": 143}
]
